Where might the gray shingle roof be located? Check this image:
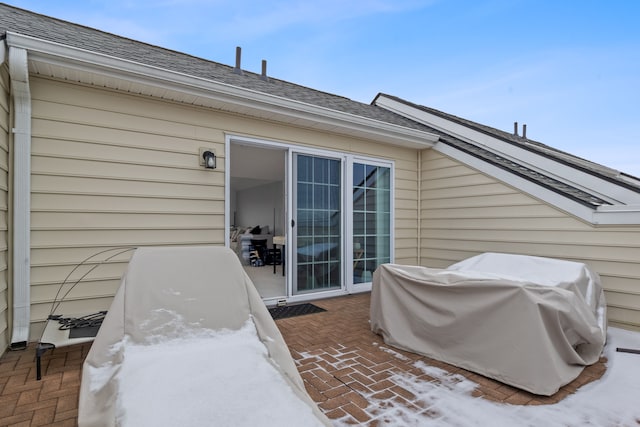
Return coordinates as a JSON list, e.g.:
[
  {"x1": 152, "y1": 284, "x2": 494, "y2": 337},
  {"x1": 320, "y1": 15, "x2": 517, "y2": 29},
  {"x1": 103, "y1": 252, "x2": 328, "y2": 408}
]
[{"x1": 0, "y1": 3, "x2": 429, "y2": 133}]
